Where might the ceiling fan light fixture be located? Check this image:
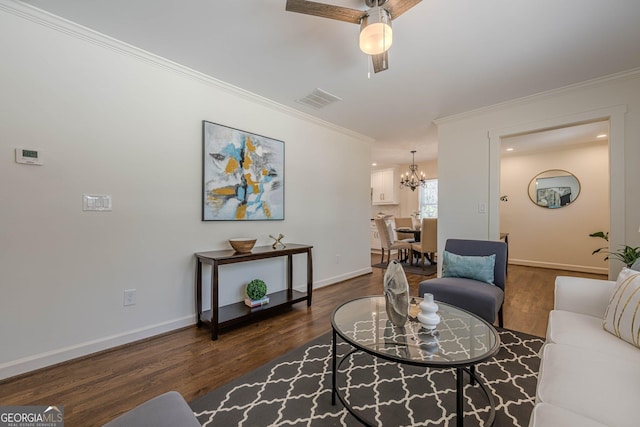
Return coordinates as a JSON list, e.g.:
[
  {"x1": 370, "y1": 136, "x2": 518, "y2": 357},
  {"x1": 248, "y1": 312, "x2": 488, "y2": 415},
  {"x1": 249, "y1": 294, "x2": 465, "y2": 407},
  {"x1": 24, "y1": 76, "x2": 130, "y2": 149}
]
[{"x1": 359, "y1": 6, "x2": 393, "y2": 55}]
